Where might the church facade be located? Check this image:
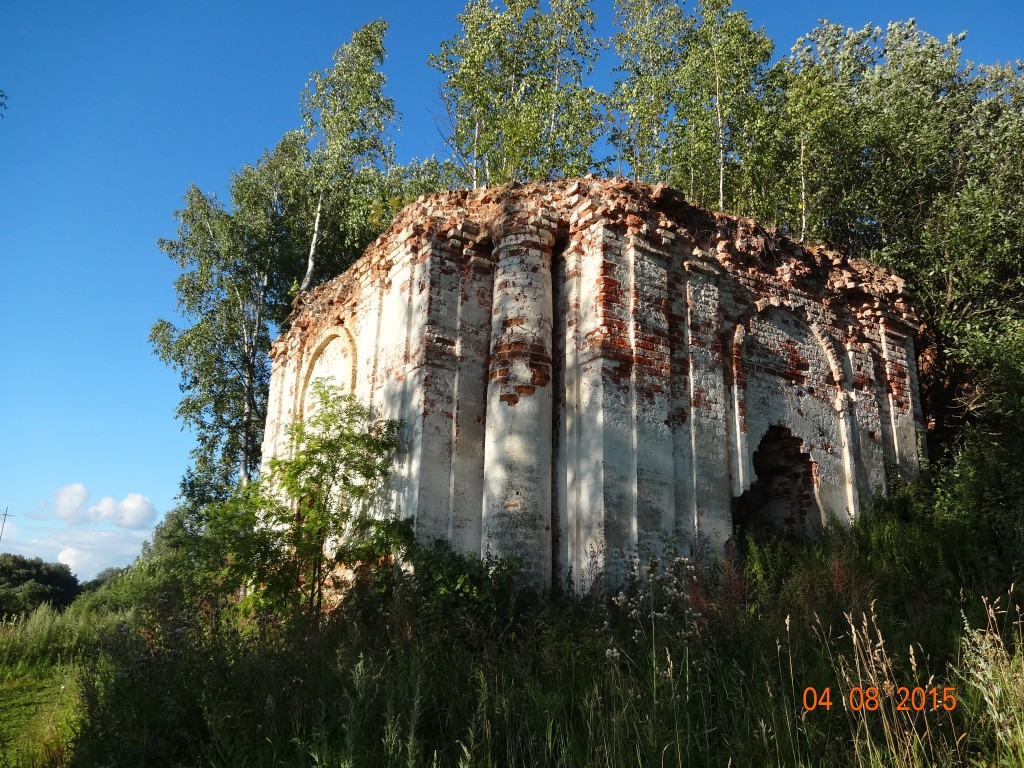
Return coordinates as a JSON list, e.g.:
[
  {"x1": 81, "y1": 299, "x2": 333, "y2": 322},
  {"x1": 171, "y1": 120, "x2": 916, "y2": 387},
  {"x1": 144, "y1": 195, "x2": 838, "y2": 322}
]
[{"x1": 262, "y1": 179, "x2": 923, "y2": 589}]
